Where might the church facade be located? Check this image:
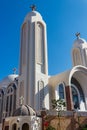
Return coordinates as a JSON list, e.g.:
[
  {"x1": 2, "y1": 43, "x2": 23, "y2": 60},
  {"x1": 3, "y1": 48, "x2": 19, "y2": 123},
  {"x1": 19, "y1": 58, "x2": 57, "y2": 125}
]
[{"x1": 0, "y1": 8, "x2": 87, "y2": 129}]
